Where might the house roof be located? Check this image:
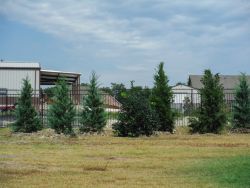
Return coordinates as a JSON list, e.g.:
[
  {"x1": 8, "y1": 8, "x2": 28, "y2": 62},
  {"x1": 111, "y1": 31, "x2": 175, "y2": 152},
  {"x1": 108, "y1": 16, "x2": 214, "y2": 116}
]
[
  {"x1": 77, "y1": 86, "x2": 122, "y2": 109},
  {"x1": 0, "y1": 62, "x2": 81, "y2": 86},
  {"x1": 0, "y1": 62, "x2": 40, "y2": 69},
  {"x1": 189, "y1": 75, "x2": 250, "y2": 90},
  {"x1": 171, "y1": 84, "x2": 197, "y2": 90}
]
